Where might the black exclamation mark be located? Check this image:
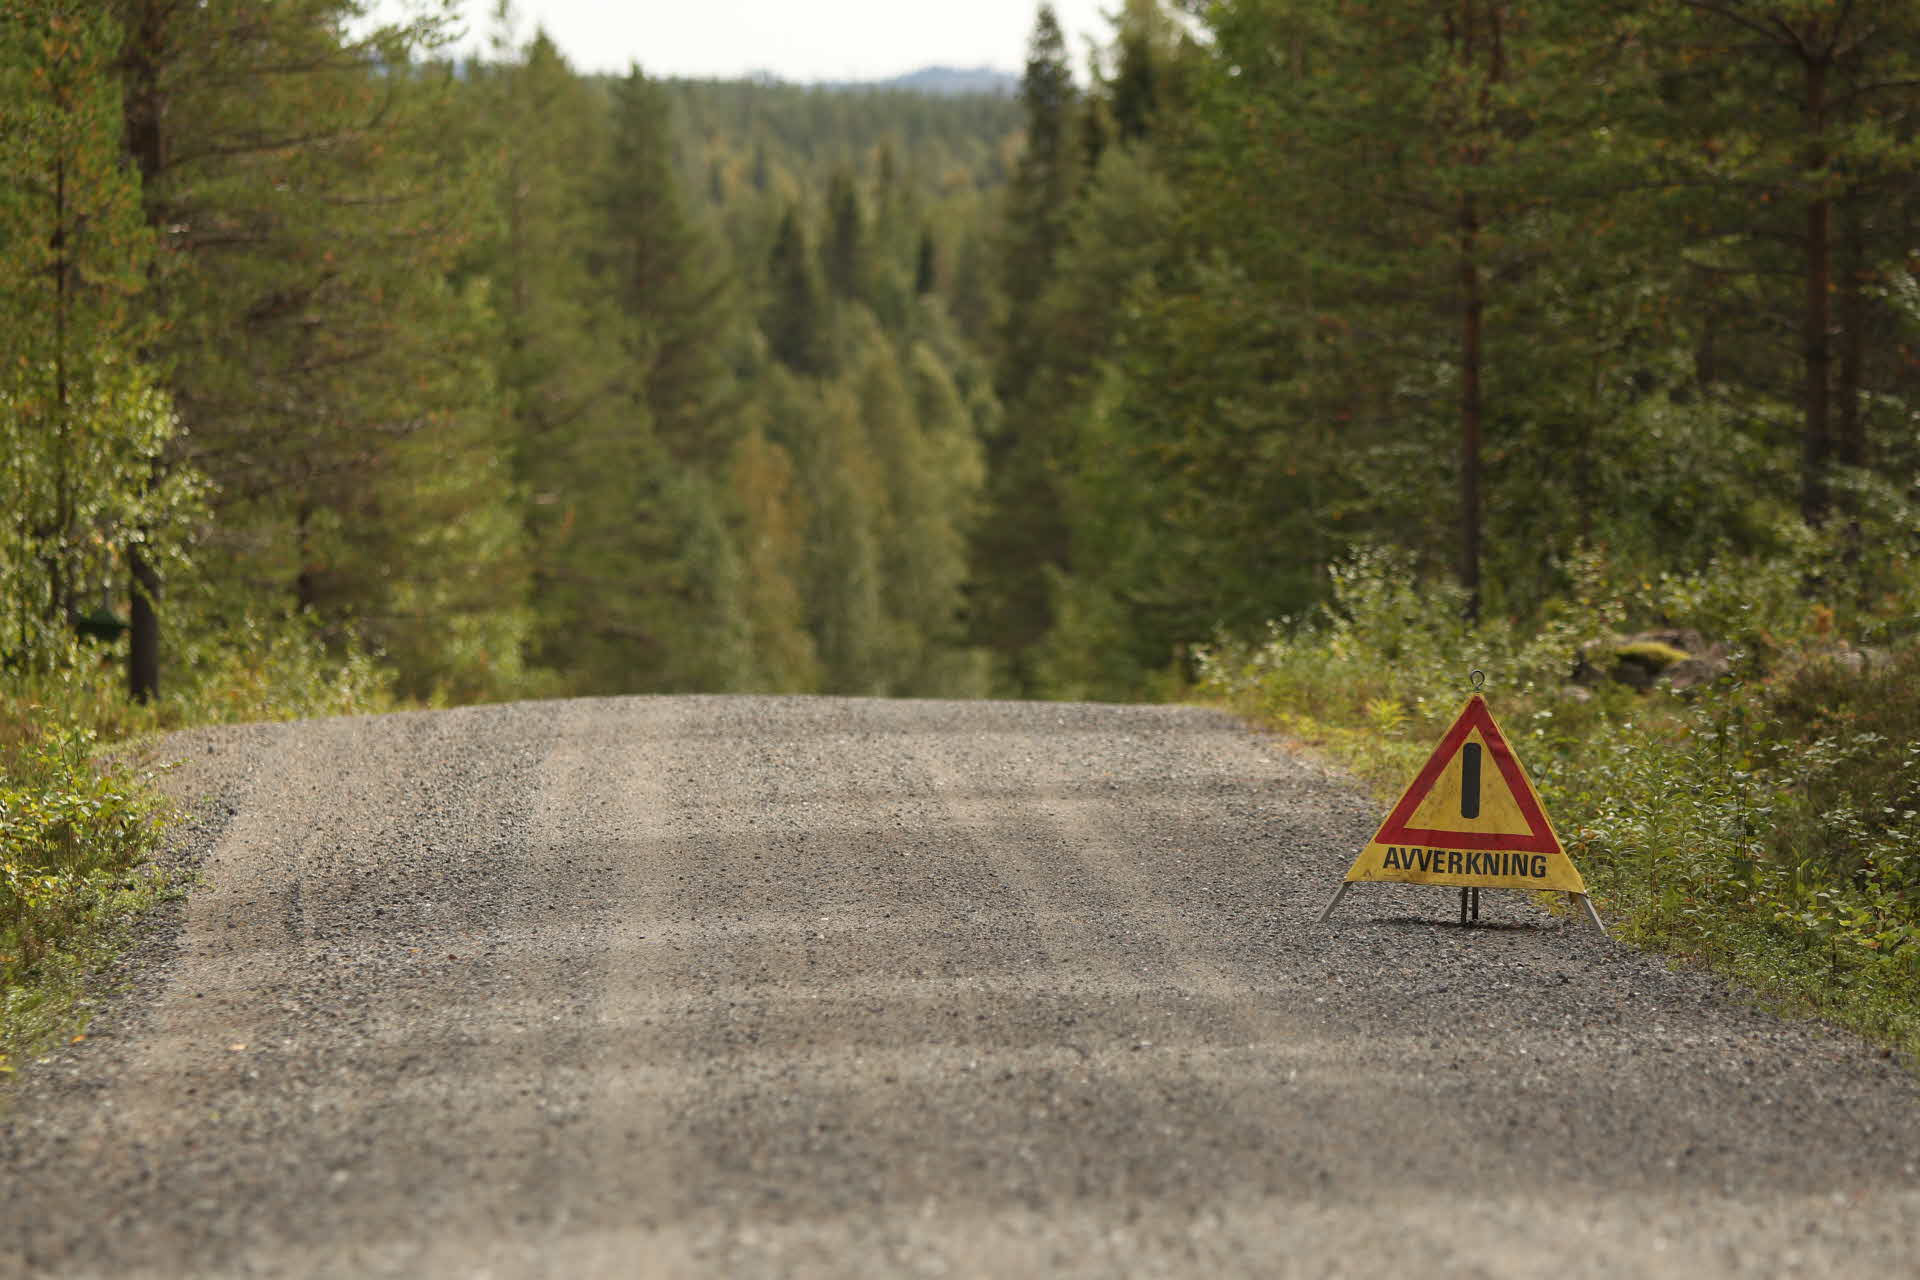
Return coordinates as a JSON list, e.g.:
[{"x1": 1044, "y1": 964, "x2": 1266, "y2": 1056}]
[{"x1": 1460, "y1": 743, "x2": 1483, "y2": 820}]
